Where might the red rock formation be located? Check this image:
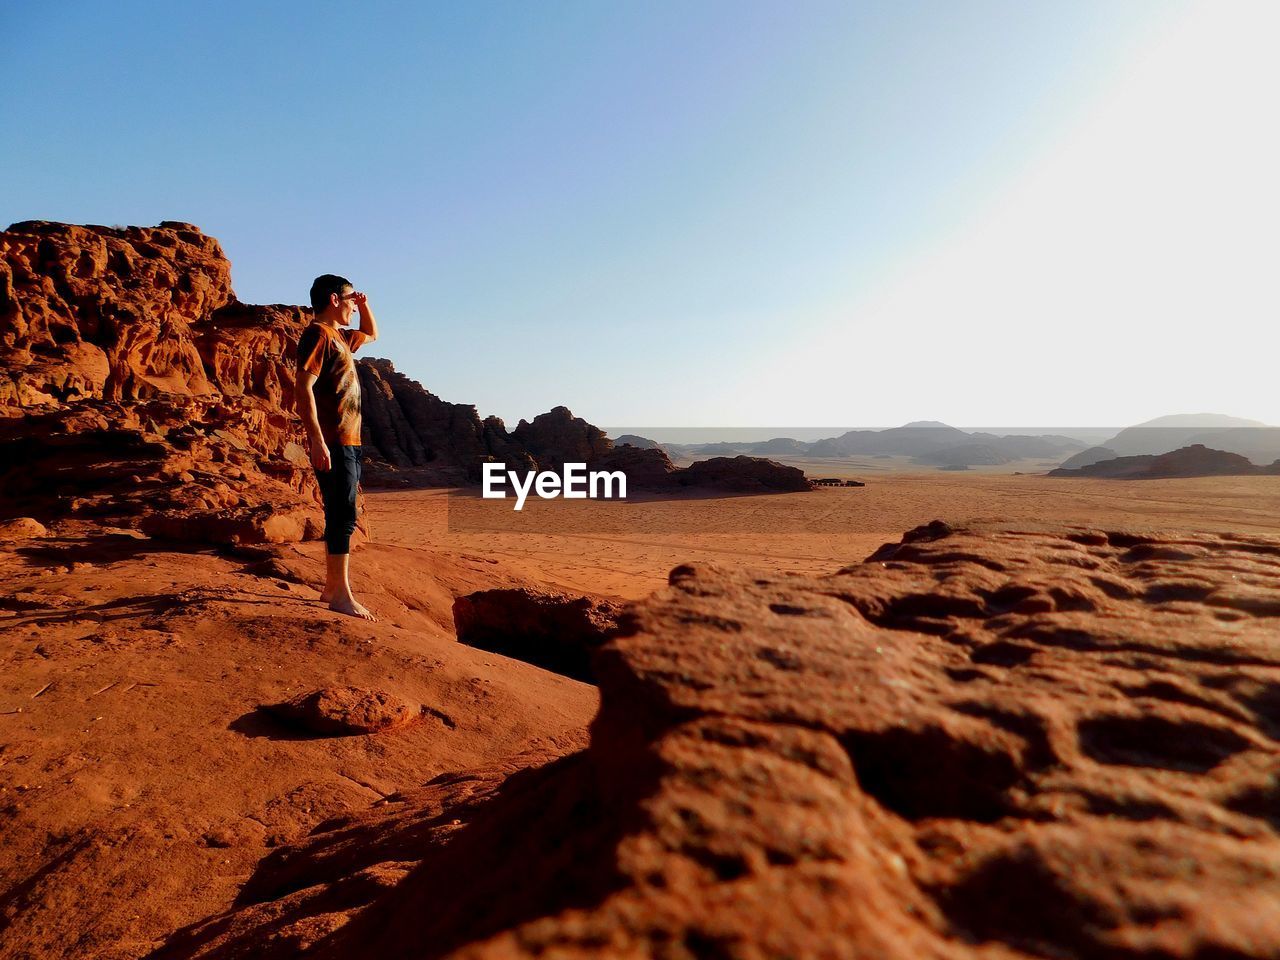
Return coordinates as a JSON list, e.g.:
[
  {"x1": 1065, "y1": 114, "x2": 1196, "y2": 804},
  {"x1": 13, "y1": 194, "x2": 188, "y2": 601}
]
[
  {"x1": 677, "y1": 454, "x2": 813, "y2": 492},
  {"x1": 150, "y1": 521, "x2": 1280, "y2": 958},
  {"x1": 357, "y1": 358, "x2": 486, "y2": 477},
  {"x1": 511, "y1": 405, "x2": 613, "y2": 468},
  {"x1": 0, "y1": 221, "x2": 229, "y2": 406},
  {"x1": 1, "y1": 221, "x2": 811, "y2": 546},
  {"x1": 355, "y1": 365, "x2": 810, "y2": 494},
  {"x1": 588, "y1": 440, "x2": 680, "y2": 488},
  {"x1": 0, "y1": 221, "x2": 325, "y2": 545}
]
